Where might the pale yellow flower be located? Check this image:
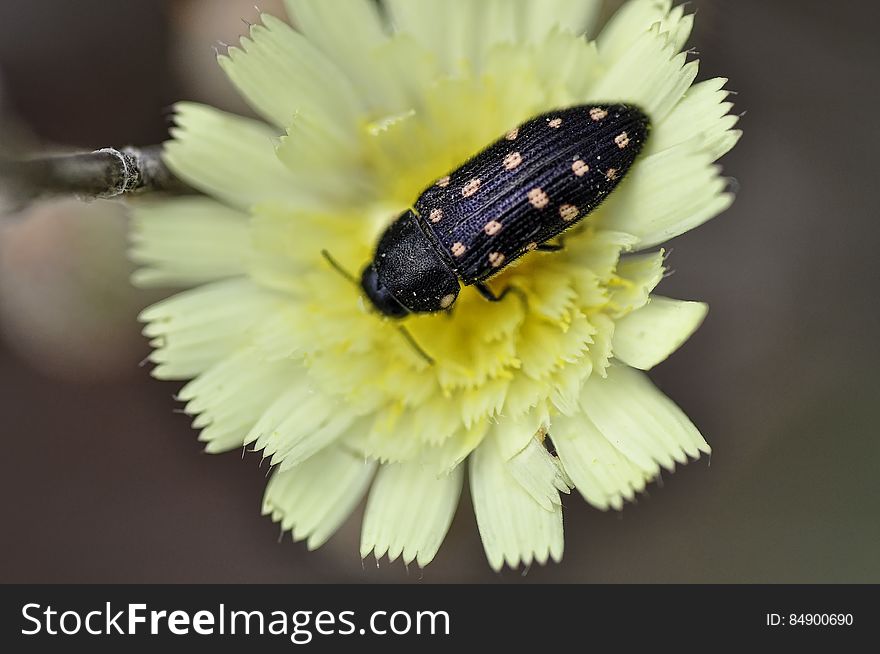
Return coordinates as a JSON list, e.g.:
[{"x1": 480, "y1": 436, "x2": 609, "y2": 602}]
[{"x1": 133, "y1": 0, "x2": 740, "y2": 570}]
